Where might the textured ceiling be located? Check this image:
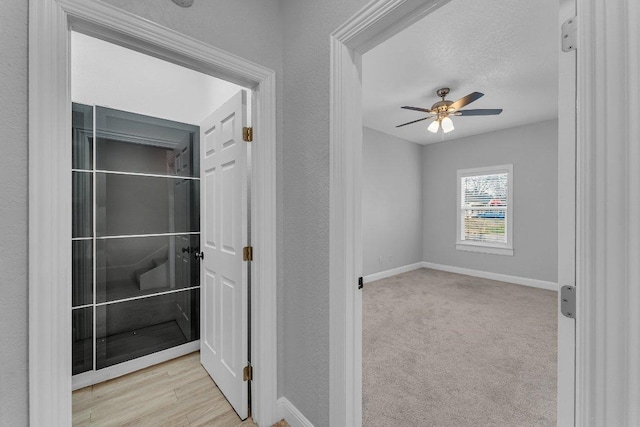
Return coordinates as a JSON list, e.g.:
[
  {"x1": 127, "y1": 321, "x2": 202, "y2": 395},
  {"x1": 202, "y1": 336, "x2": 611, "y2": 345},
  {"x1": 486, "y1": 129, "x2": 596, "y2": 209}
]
[{"x1": 362, "y1": 0, "x2": 559, "y2": 145}]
